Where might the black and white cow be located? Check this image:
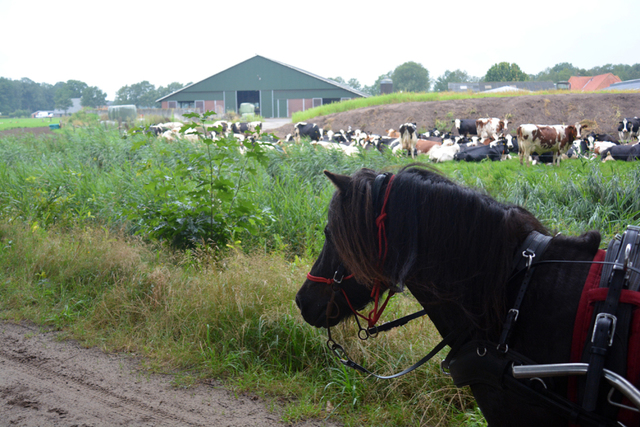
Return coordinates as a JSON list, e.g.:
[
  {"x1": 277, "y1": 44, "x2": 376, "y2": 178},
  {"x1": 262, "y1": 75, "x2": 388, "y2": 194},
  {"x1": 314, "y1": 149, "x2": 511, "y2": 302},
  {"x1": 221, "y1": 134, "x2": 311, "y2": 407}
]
[
  {"x1": 454, "y1": 140, "x2": 510, "y2": 162},
  {"x1": 618, "y1": 117, "x2": 640, "y2": 142},
  {"x1": 453, "y1": 119, "x2": 478, "y2": 137},
  {"x1": 399, "y1": 122, "x2": 418, "y2": 158},
  {"x1": 600, "y1": 143, "x2": 640, "y2": 161},
  {"x1": 293, "y1": 122, "x2": 322, "y2": 142}
]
